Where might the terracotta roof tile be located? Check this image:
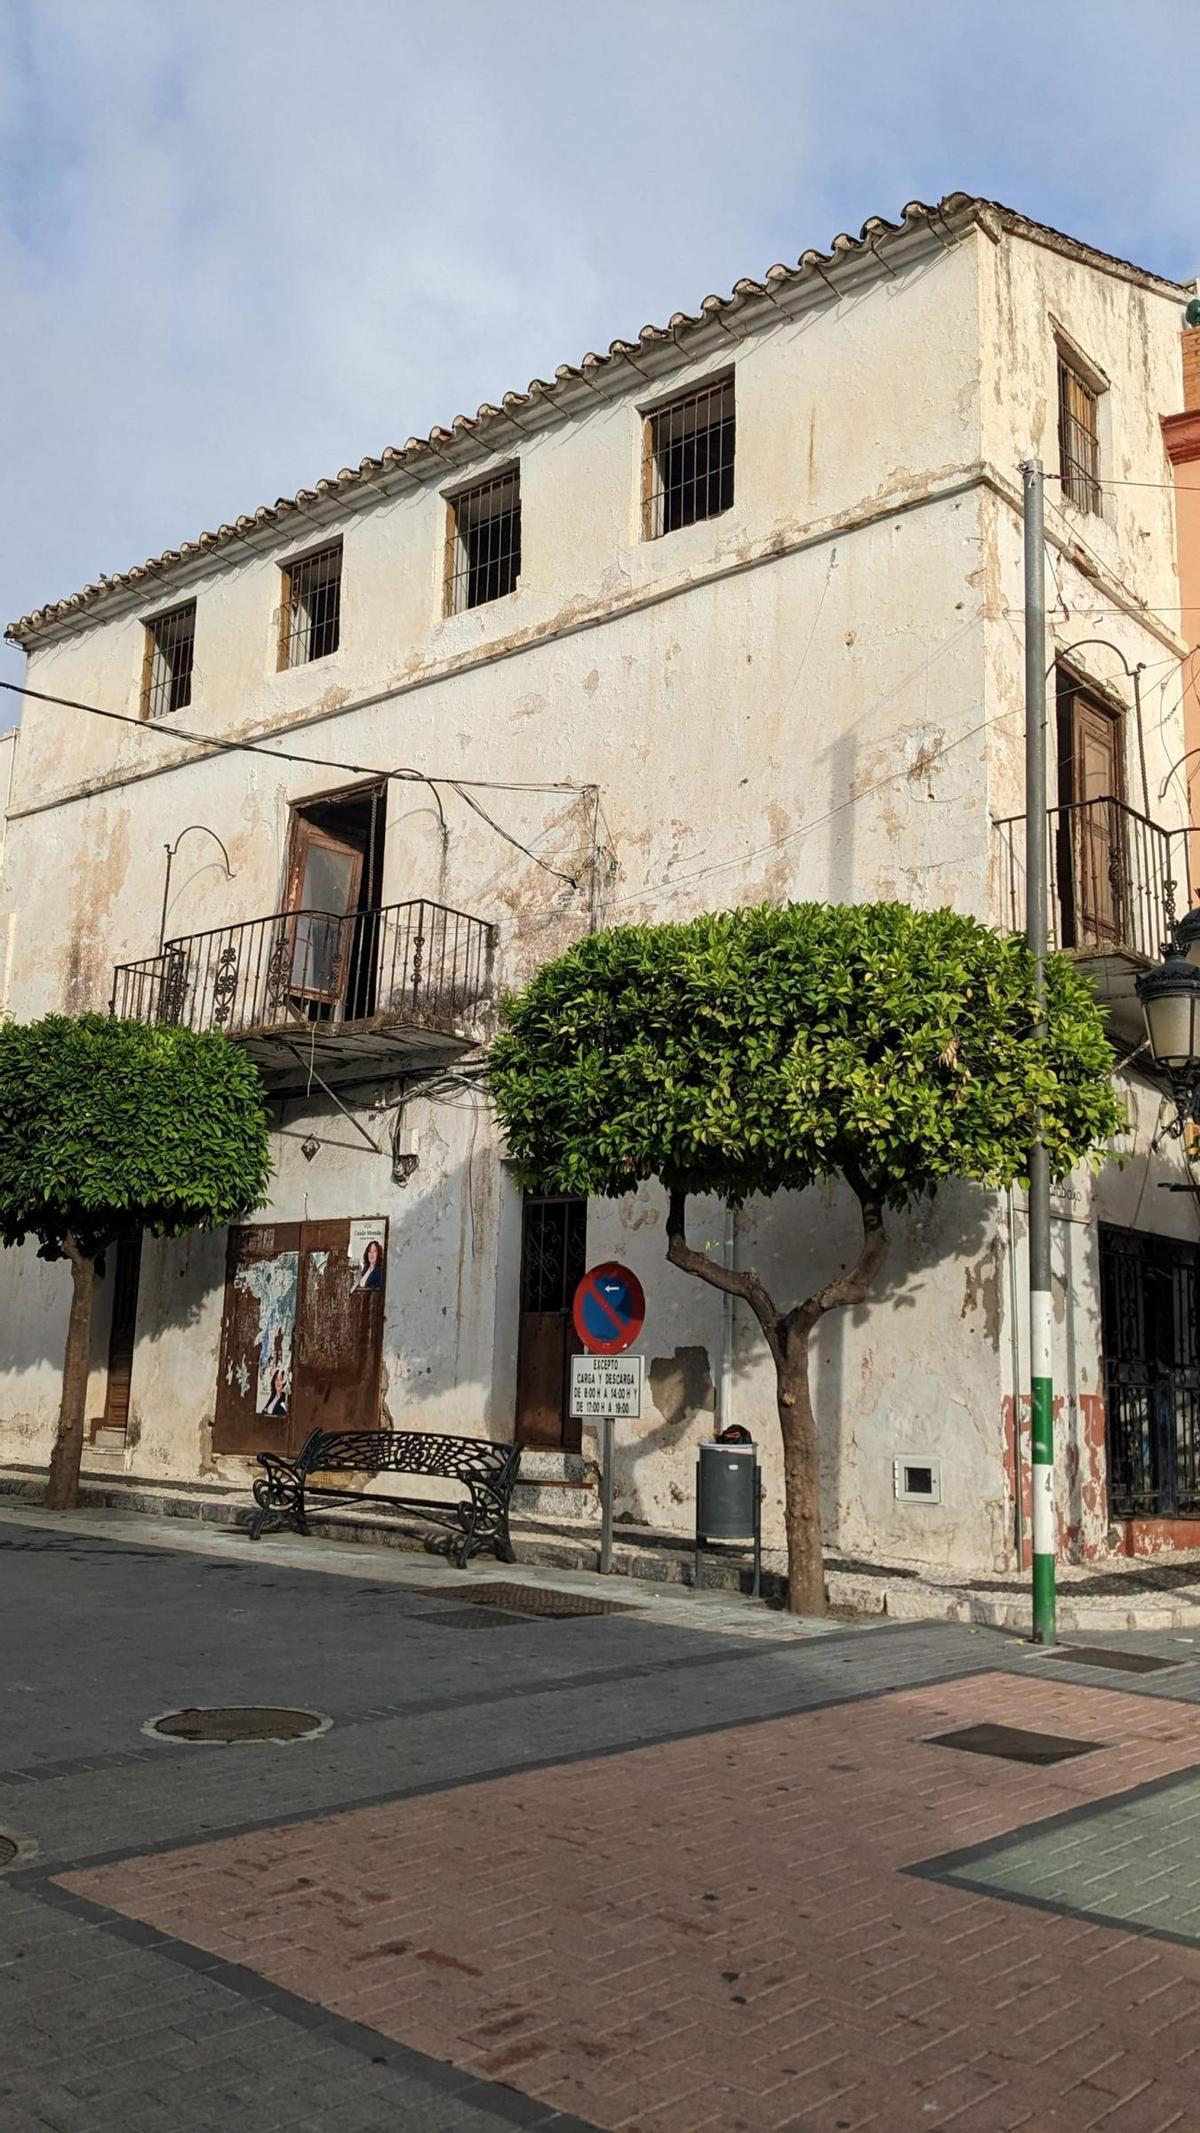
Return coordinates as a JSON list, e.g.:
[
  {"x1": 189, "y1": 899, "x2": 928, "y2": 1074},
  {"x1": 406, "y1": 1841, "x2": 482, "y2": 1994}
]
[{"x1": 6, "y1": 193, "x2": 1186, "y2": 647}]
